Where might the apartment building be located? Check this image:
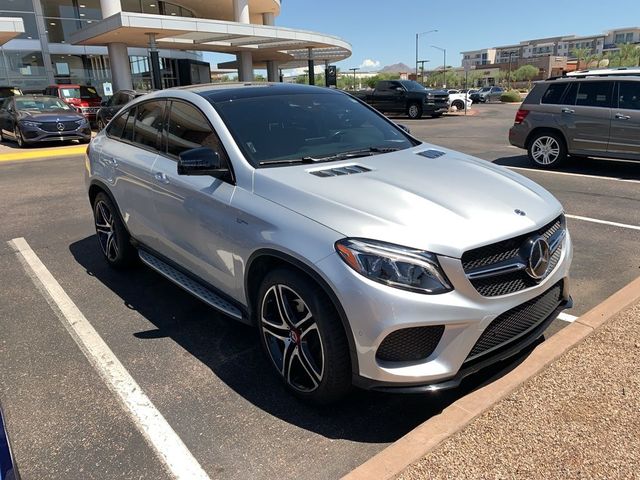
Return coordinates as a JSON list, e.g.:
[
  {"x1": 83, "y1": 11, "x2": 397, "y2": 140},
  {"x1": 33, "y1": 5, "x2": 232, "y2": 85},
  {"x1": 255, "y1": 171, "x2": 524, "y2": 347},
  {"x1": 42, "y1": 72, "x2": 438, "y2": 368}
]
[{"x1": 462, "y1": 27, "x2": 640, "y2": 68}]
